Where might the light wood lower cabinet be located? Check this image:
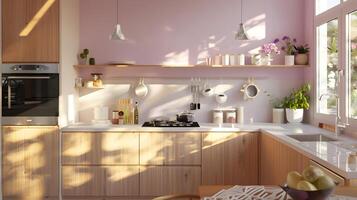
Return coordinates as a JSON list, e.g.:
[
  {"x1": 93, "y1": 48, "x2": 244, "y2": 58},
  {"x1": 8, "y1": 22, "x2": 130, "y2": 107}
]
[
  {"x1": 202, "y1": 132, "x2": 259, "y2": 185},
  {"x1": 105, "y1": 166, "x2": 140, "y2": 196},
  {"x1": 259, "y1": 133, "x2": 310, "y2": 185},
  {"x1": 62, "y1": 132, "x2": 139, "y2": 165},
  {"x1": 62, "y1": 166, "x2": 140, "y2": 197},
  {"x1": 139, "y1": 166, "x2": 201, "y2": 196},
  {"x1": 62, "y1": 166, "x2": 105, "y2": 197},
  {"x1": 2, "y1": 126, "x2": 59, "y2": 200},
  {"x1": 139, "y1": 132, "x2": 201, "y2": 165}
]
